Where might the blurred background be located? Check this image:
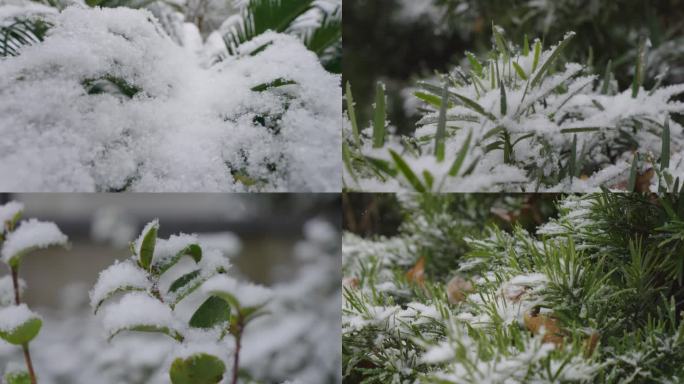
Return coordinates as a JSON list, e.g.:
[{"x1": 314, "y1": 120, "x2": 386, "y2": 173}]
[
  {"x1": 343, "y1": 0, "x2": 684, "y2": 135},
  {"x1": 0, "y1": 193, "x2": 341, "y2": 384}
]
